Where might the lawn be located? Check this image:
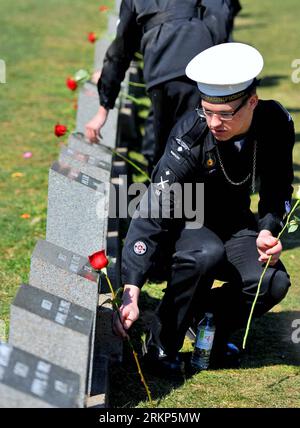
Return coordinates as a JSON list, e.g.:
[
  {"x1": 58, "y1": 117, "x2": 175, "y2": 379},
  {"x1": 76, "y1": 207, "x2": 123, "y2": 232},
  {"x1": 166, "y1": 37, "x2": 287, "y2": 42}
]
[
  {"x1": 0, "y1": 0, "x2": 299, "y2": 408},
  {"x1": 109, "y1": 0, "x2": 300, "y2": 408},
  {"x1": 0, "y1": 0, "x2": 111, "y2": 335}
]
